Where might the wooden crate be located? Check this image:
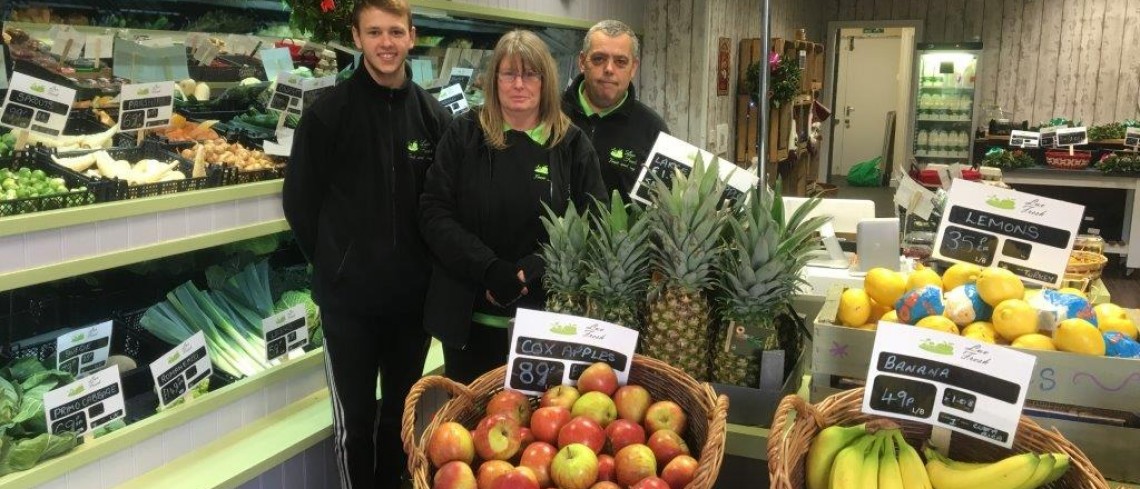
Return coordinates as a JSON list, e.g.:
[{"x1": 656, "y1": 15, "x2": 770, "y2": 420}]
[
  {"x1": 737, "y1": 38, "x2": 762, "y2": 95},
  {"x1": 735, "y1": 95, "x2": 759, "y2": 166}
]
